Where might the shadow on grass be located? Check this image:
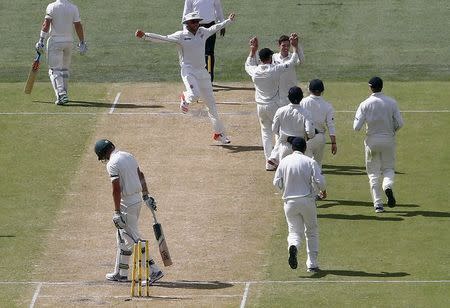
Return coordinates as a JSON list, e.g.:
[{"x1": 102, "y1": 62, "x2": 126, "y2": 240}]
[
  {"x1": 318, "y1": 199, "x2": 419, "y2": 209},
  {"x1": 153, "y1": 280, "x2": 233, "y2": 290},
  {"x1": 391, "y1": 210, "x2": 450, "y2": 218},
  {"x1": 321, "y1": 164, "x2": 405, "y2": 176},
  {"x1": 318, "y1": 213, "x2": 404, "y2": 221},
  {"x1": 33, "y1": 100, "x2": 164, "y2": 109},
  {"x1": 0, "y1": 235, "x2": 15, "y2": 238},
  {"x1": 300, "y1": 269, "x2": 410, "y2": 279},
  {"x1": 212, "y1": 84, "x2": 254, "y2": 92},
  {"x1": 218, "y1": 144, "x2": 263, "y2": 153}
]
